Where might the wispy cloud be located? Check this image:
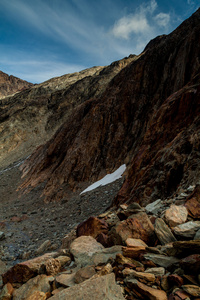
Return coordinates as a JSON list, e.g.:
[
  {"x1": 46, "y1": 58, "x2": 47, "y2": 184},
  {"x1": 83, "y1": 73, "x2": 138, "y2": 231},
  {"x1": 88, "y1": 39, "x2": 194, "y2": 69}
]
[
  {"x1": 0, "y1": 0, "x2": 189, "y2": 82},
  {"x1": 111, "y1": 0, "x2": 171, "y2": 40}
]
